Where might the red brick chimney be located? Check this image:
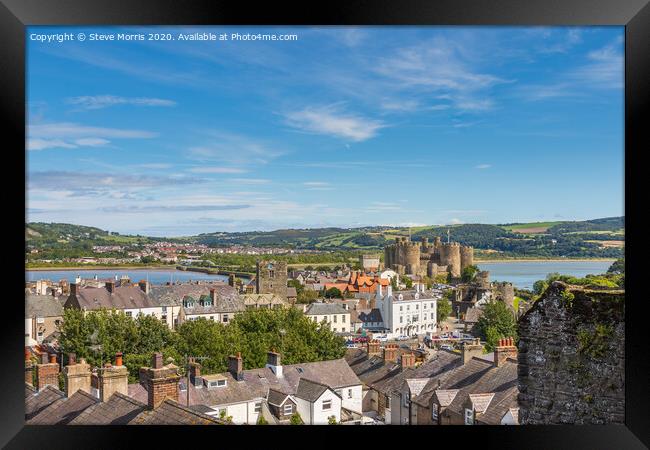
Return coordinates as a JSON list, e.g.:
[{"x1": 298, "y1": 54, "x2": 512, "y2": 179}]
[
  {"x1": 36, "y1": 353, "x2": 59, "y2": 390},
  {"x1": 25, "y1": 347, "x2": 33, "y2": 386},
  {"x1": 189, "y1": 360, "x2": 202, "y2": 387},
  {"x1": 228, "y1": 352, "x2": 244, "y2": 381},
  {"x1": 141, "y1": 352, "x2": 180, "y2": 408},
  {"x1": 400, "y1": 352, "x2": 416, "y2": 369},
  {"x1": 367, "y1": 339, "x2": 381, "y2": 357},
  {"x1": 210, "y1": 288, "x2": 217, "y2": 303},
  {"x1": 383, "y1": 344, "x2": 399, "y2": 363},
  {"x1": 494, "y1": 337, "x2": 517, "y2": 367}
]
